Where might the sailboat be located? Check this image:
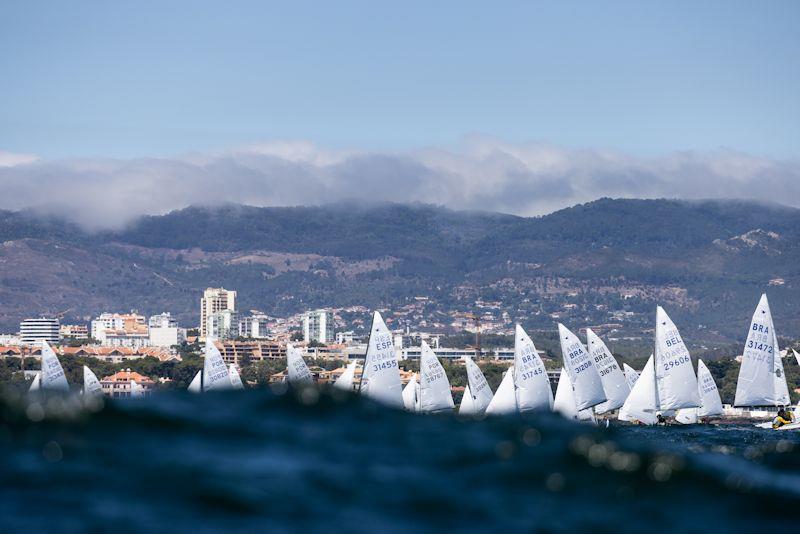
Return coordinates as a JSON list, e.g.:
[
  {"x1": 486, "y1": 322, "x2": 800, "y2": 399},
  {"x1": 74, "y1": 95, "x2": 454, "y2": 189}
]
[
  {"x1": 553, "y1": 369, "x2": 594, "y2": 421},
  {"x1": 359, "y1": 311, "x2": 403, "y2": 408},
  {"x1": 402, "y1": 374, "x2": 419, "y2": 412},
  {"x1": 460, "y1": 356, "x2": 493, "y2": 415},
  {"x1": 35, "y1": 341, "x2": 69, "y2": 392},
  {"x1": 623, "y1": 363, "x2": 640, "y2": 389},
  {"x1": 485, "y1": 365, "x2": 517, "y2": 415},
  {"x1": 187, "y1": 340, "x2": 233, "y2": 393},
  {"x1": 618, "y1": 356, "x2": 658, "y2": 425},
  {"x1": 557, "y1": 324, "x2": 606, "y2": 411},
  {"x1": 675, "y1": 359, "x2": 723, "y2": 424},
  {"x1": 653, "y1": 306, "x2": 701, "y2": 412},
  {"x1": 513, "y1": 324, "x2": 553, "y2": 412},
  {"x1": 286, "y1": 344, "x2": 314, "y2": 385},
  {"x1": 333, "y1": 361, "x2": 358, "y2": 392},
  {"x1": 586, "y1": 328, "x2": 630, "y2": 414},
  {"x1": 734, "y1": 294, "x2": 796, "y2": 430},
  {"x1": 83, "y1": 366, "x2": 103, "y2": 397},
  {"x1": 418, "y1": 341, "x2": 455, "y2": 413},
  {"x1": 228, "y1": 364, "x2": 245, "y2": 390}
]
